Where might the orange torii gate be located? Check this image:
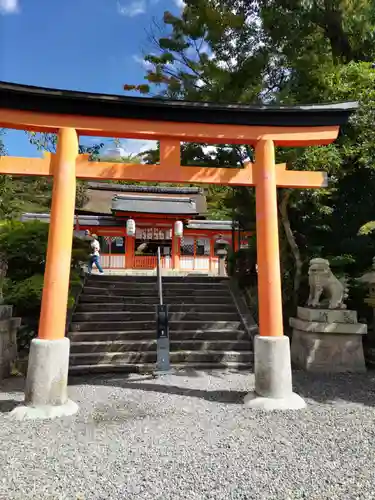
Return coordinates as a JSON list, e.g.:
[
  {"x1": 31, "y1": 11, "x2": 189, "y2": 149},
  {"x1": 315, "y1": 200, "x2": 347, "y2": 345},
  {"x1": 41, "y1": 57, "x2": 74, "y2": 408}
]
[{"x1": 0, "y1": 82, "x2": 357, "y2": 418}]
